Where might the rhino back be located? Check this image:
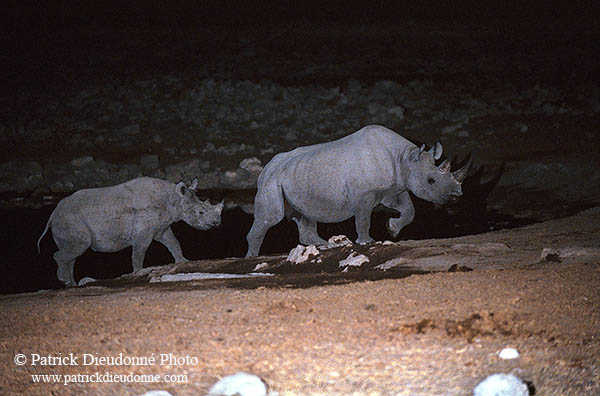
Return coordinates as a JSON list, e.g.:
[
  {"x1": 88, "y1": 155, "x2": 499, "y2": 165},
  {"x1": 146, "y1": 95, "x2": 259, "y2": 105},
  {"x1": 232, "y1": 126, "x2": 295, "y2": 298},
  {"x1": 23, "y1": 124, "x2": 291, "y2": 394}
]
[
  {"x1": 269, "y1": 125, "x2": 414, "y2": 221},
  {"x1": 52, "y1": 177, "x2": 178, "y2": 250}
]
